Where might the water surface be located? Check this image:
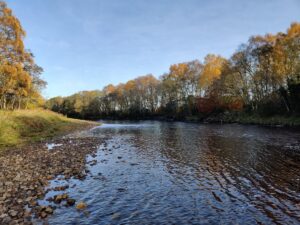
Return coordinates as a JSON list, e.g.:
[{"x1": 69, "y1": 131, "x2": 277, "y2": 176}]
[{"x1": 47, "y1": 121, "x2": 300, "y2": 224}]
